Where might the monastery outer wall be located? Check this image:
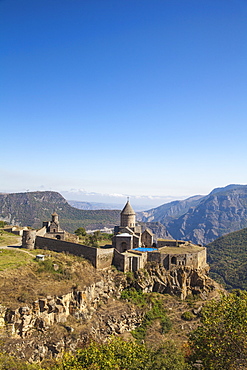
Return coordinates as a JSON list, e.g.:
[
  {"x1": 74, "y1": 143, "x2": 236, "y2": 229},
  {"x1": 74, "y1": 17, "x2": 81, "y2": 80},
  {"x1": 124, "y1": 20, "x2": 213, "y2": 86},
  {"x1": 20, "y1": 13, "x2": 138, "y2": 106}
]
[
  {"x1": 147, "y1": 247, "x2": 207, "y2": 270},
  {"x1": 5, "y1": 226, "x2": 28, "y2": 236},
  {"x1": 196, "y1": 248, "x2": 207, "y2": 269},
  {"x1": 35, "y1": 236, "x2": 114, "y2": 269},
  {"x1": 113, "y1": 249, "x2": 129, "y2": 272},
  {"x1": 36, "y1": 226, "x2": 47, "y2": 237},
  {"x1": 96, "y1": 248, "x2": 115, "y2": 269}
]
